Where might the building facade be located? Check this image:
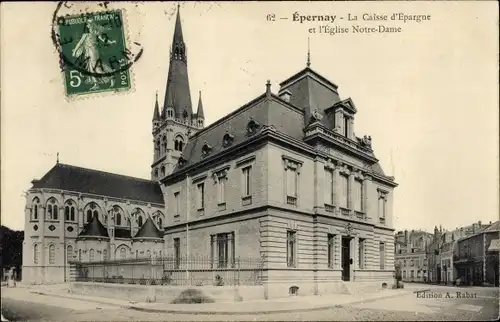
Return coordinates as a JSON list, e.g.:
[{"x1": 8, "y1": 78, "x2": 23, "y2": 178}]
[
  {"x1": 454, "y1": 221, "x2": 499, "y2": 286},
  {"x1": 395, "y1": 230, "x2": 432, "y2": 282},
  {"x1": 23, "y1": 6, "x2": 398, "y2": 295}
]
